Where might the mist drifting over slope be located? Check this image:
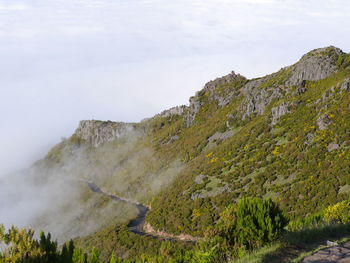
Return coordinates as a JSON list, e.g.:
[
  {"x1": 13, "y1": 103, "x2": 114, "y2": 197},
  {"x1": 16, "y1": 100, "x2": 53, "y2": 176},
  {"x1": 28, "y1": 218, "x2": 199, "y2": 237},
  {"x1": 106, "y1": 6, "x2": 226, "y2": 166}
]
[
  {"x1": 2, "y1": 0, "x2": 350, "y2": 178},
  {"x1": 0, "y1": 124, "x2": 183, "y2": 242}
]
